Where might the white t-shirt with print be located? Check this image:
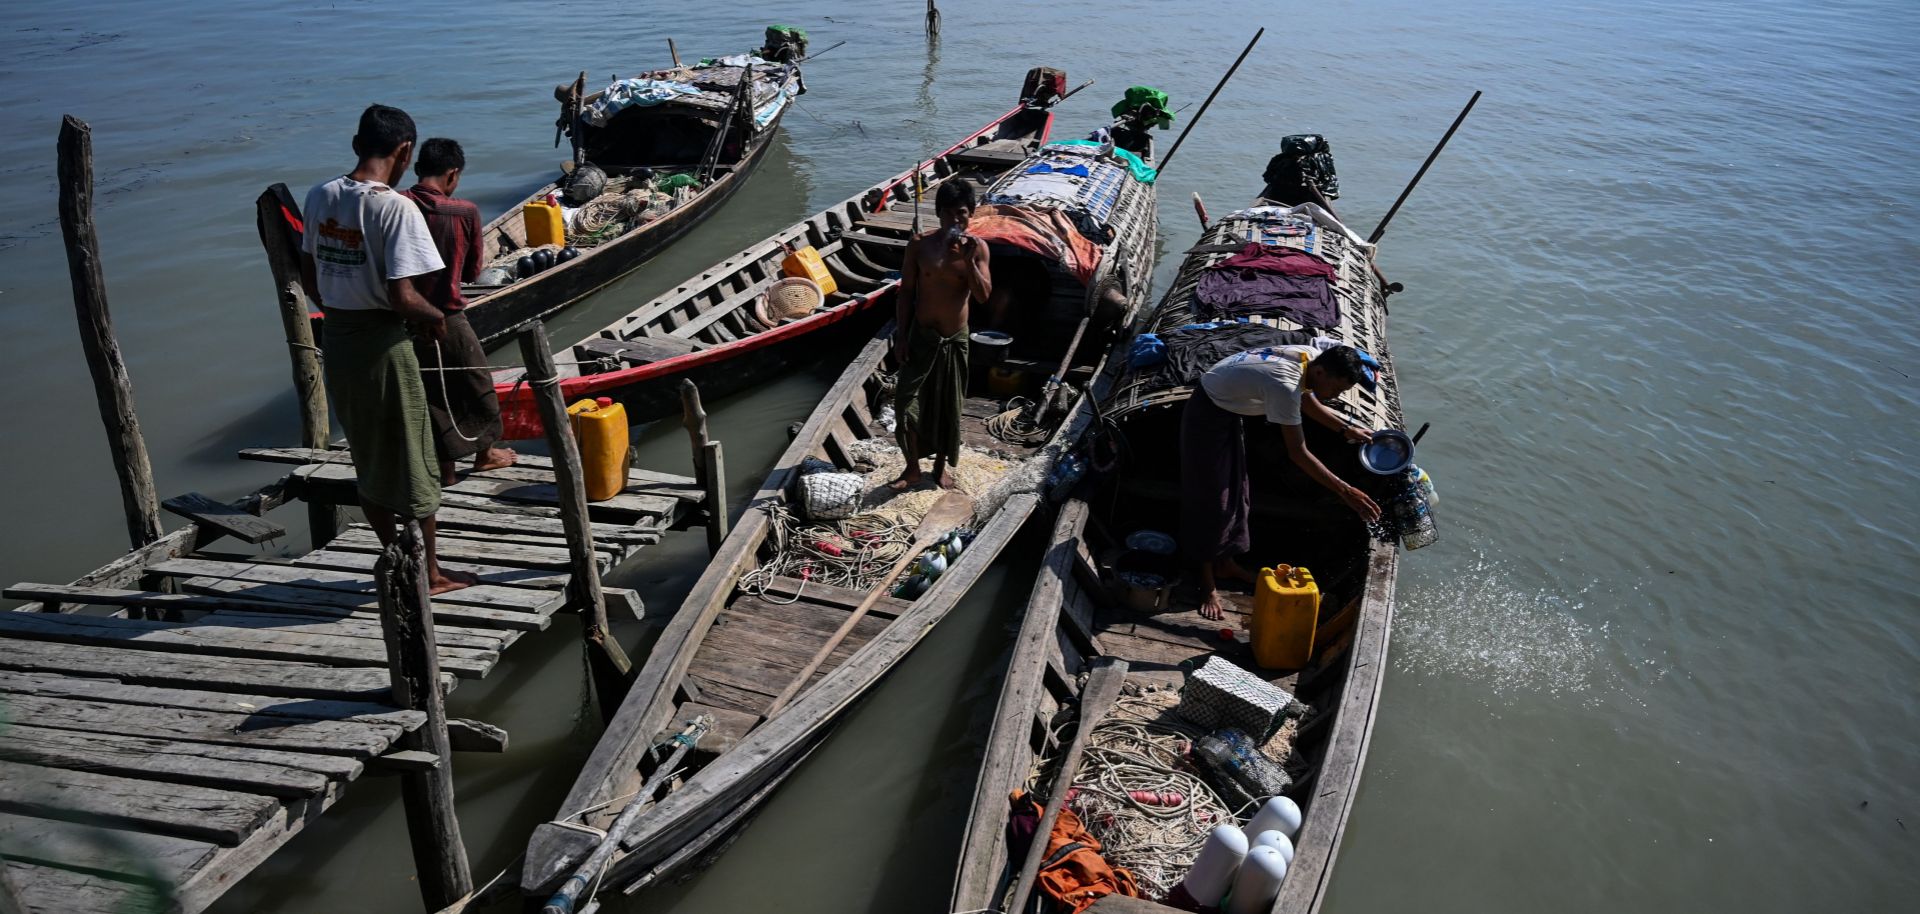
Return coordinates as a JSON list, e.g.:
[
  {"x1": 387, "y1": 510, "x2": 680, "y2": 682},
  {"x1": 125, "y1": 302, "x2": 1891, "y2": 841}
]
[
  {"x1": 301, "y1": 176, "x2": 443, "y2": 311},
  {"x1": 1198, "y1": 338, "x2": 1341, "y2": 426}
]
